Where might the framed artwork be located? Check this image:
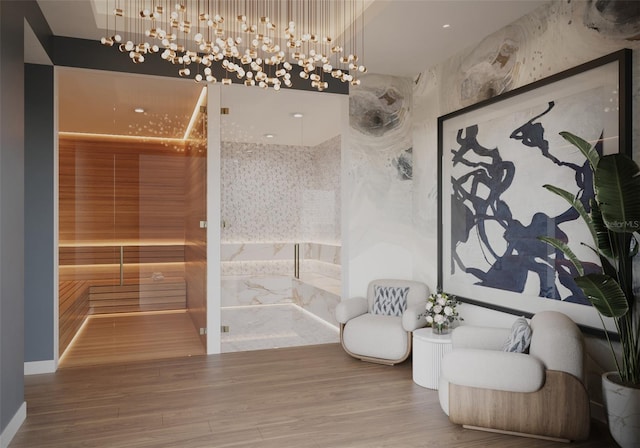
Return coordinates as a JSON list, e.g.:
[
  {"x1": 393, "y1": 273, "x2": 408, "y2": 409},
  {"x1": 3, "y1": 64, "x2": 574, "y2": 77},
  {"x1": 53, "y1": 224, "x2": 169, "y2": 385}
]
[{"x1": 437, "y1": 49, "x2": 631, "y2": 333}]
